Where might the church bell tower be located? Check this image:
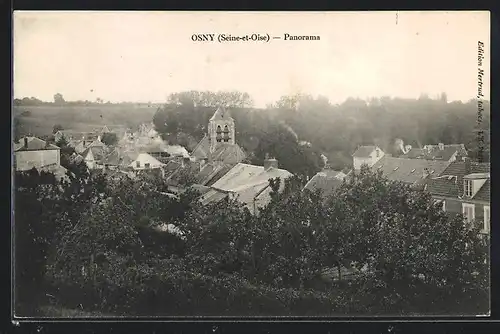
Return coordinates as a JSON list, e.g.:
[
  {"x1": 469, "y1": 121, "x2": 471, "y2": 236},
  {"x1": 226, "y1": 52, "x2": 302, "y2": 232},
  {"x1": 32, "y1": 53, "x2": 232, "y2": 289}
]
[{"x1": 208, "y1": 107, "x2": 235, "y2": 153}]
